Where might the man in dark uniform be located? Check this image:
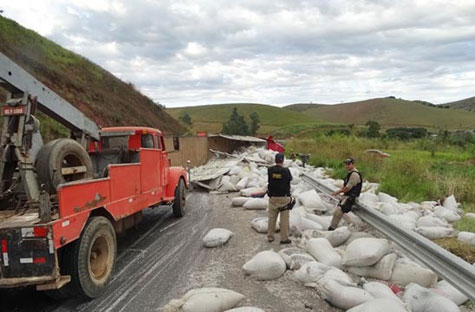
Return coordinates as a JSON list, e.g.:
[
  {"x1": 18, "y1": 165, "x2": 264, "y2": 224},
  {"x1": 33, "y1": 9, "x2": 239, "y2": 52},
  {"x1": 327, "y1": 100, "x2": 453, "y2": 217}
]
[
  {"x1": 267, "y1": 153, "x2": 292, "y2": 244},
  {"x1": 328, "y1": 157, "x2": 362, "y2": 230}
]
